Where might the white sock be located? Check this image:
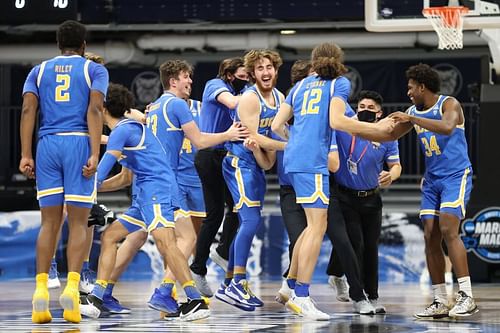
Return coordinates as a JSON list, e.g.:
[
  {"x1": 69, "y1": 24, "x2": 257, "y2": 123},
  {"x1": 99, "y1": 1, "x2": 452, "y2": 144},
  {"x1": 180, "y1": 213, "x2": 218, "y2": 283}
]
[
  {"x1": 432, "y1": 283, "x2": 448, "y2": 304},
  {"x1": 457, "y1": 276, "x2": 473, "y2": 298}
]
